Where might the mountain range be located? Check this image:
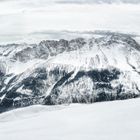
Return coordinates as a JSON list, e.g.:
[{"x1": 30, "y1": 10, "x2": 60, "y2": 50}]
[{"x1": 0, "y1": 32, "x2": 140, "y2": 113}]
